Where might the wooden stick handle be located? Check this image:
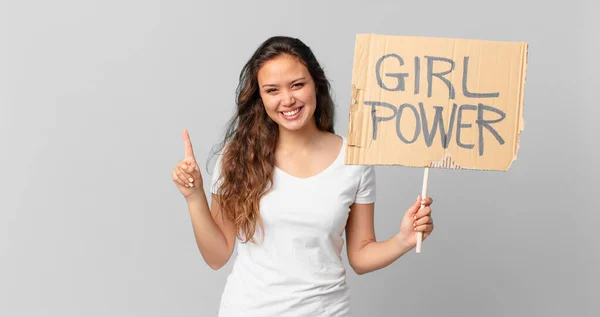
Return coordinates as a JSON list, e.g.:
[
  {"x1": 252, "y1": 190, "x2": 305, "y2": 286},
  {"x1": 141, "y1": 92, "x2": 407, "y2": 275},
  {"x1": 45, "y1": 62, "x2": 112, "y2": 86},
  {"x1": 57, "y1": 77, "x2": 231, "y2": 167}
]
[{"x1": 416, "y1": 167, "x2": 430, "y2": 253}]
